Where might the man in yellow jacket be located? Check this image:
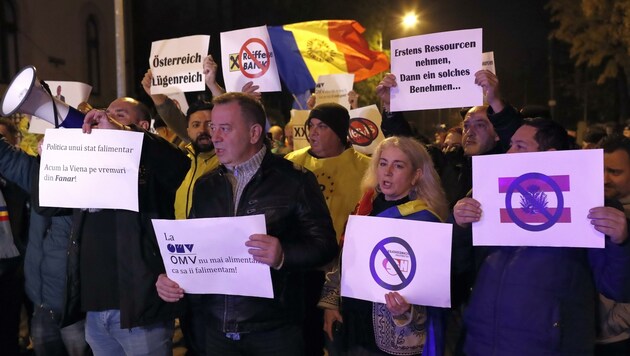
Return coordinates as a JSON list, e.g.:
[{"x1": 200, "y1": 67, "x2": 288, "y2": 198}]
[
  {"x1": 285, "y1": 102, "x2": 370, "y2": 356},
  {"x1": 172, "y1": 102, "x2": 220, "y2": 219}
]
